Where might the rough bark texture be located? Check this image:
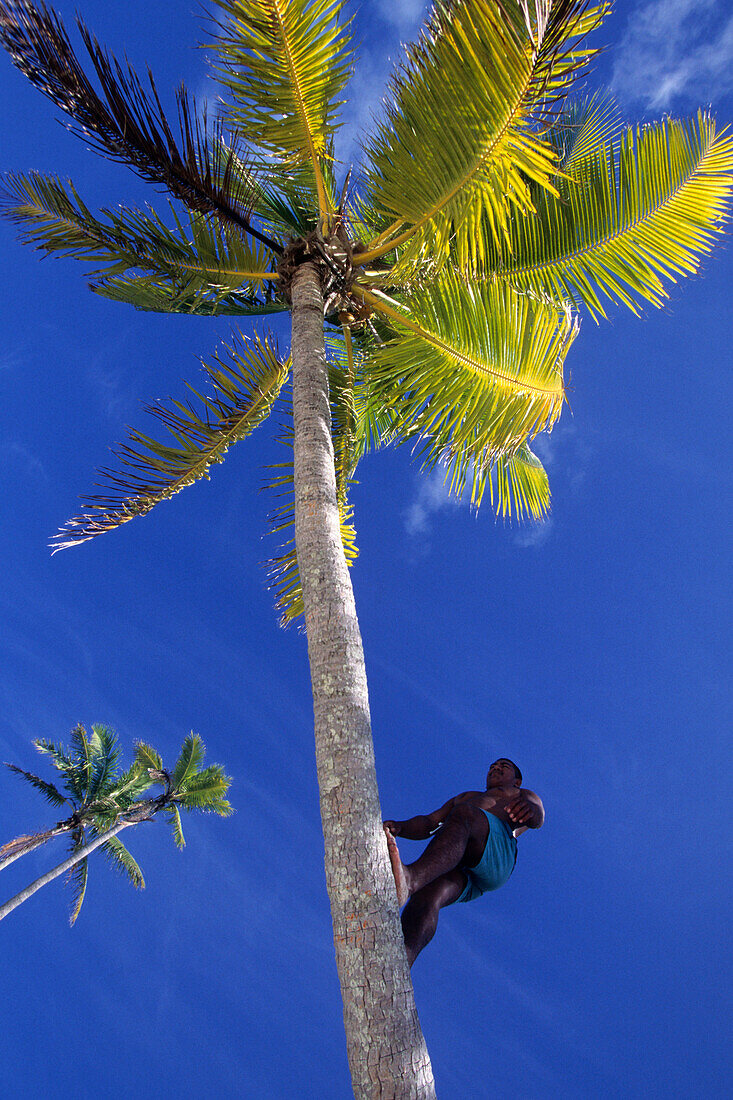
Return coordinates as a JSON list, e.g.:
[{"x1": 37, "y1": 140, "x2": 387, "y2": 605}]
[
  {"x1": 0, "y1": 818, "x2": 132, "y2": 921},
  {"x1": 290, "y1": 262, "x2": 436, "y2": 1100}
]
